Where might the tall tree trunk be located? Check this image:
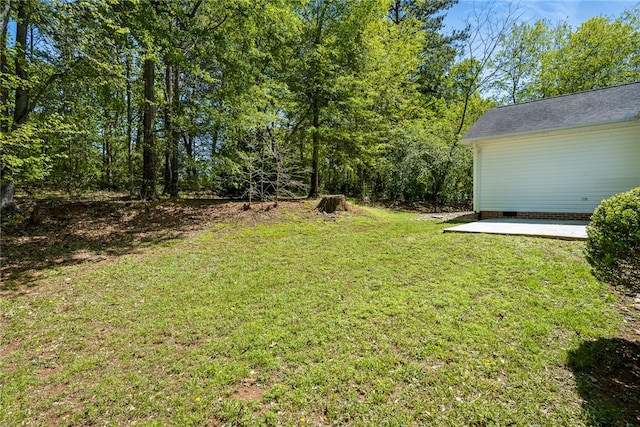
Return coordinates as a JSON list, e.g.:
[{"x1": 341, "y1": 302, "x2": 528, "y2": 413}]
[
  {"x1": 162, "y1": 62, "x2": 170, "y2": 196},
  {"x1": 67, "y1": 138, "x2": 73, "y2": 194},
  {"x1": 170, "y1": 68, "x2": 179, "y2": 197},
  {"x1": 162, "y1": 61, "x2": 179, "y2": 198},
  {"x1": 12, "y1": 0, "x2": 29, "y2": 129},
  {"x1": 126, "y1": 52, "x2": 134, "y2": 196},
  {"x1": 102, "y1": 108, "x2": 114, "y2": 190},
  {"x1": 211, "y1": 120, "x2": 219, "y2": 156},
  {"x1": 0, "y1": 0, "x2": 11, "y2": 134},
  {"x1": 308, "y1": 100, "x2": 320, "y2": 198},
  {"x1": 208, "y1": 121, "x2": 219, "y2": 185},
  {"x1": 0, "y1": 6, "x2": 10, "y2": 210},
  {"x1": 140, "y1": 57, "x2": 156, "y2": 200},
  {"x1": 2, "y1": 0, "x2": 25, "y2": 211},
  {"x1": 163, "y1": 141, "x2": 170, "y2": 194},
  {"x1": 103, "y1": 118, "x2": 113, "y2": 190},
  {"x1": 163, "y1": 150, "x2": 170, "y2": 195},
  {"x1": 184, "y1": 133, "x2": 196, "y2": 189}
]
